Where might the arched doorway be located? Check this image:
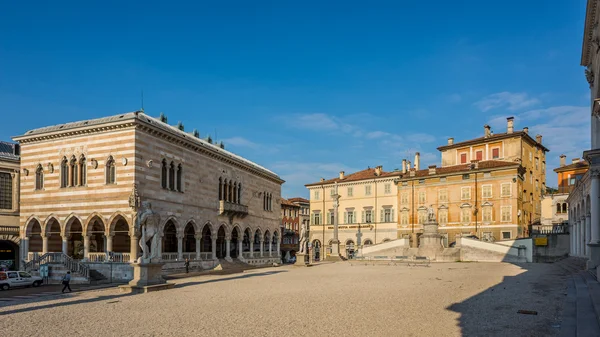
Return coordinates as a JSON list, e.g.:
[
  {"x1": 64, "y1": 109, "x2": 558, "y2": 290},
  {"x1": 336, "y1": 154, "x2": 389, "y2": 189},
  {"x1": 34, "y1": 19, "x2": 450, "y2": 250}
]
[
  {"x1": 27, "y1": 219, "x2": 43, "y2": 259},
  {"x1": 200, "y1": 225, "x2": 212, "y2": 257},
  {"x1": 66, "y1": 218, "x2": 84, "y2": 259},
  {"x1": 253, "y1": 229, "x2": 261, "y2": 255},
  {"x1": 162, "y1": 220, "x2": 178, "y2": 257},
  {"x1": 87, "y1": 217, "x2": 106, "y2": 253},
  {"x1": 231, "y1": 227, "x2": 240, "y2": 258},
  {"x1": 312, "y1": 240, "x2": 321, "y2": 262},
  {"x1": 0, "y1": 240, "x2": 19, "y2": 270},
  {"x1": 242, "y1": 228, "x2": 251, "y2": 257},
  {"x1": 216, "y1": 225, "x2": 226, "y2": 259},
  {"x1": 345, "y1": 239, "x2": 355, "y2": 259},
  {"x1": 45, "y1": 218, "x2": 62, "y2": 253},
  {"x1": 184, "y1": 222, "x2": 196, "y2": 254},
  {"x1": 112, "y1": 217, "x2": 130, "y2": 254}
]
